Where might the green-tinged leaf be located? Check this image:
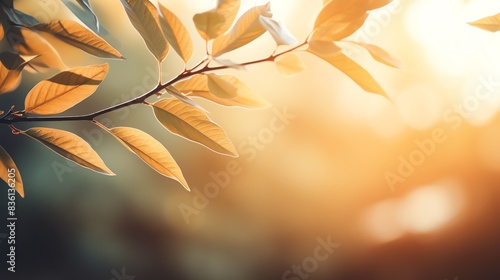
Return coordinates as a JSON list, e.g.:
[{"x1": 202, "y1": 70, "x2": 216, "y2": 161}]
[
  {"x1": 107, "y1": 126, "x2": 189, "y2": 191},
  {"x1": 153, "y1": 98, "x2": 238, "y2": 156},
  {"x1": 309, "y1": 50, "x2": 386, "y2": 96},
  {"x1": 308, "y1": 39, "x2": 341, "y2": 56},
  {"x1": 206, "y1": 73, "x2": 238, "y2": 98},
  {"x1": 193, "y1": 0, "x2": 240, "y2": 40},
  {"x1": 35, "y1": 20, "x2": 124, "y2": 59},
  {"x1": 275, "y1": 53, "x2": 305, "y2": 76},
  {"x1": 62, "y1": 0, "x2": 100, "y2": 33},
  {"x1": 24, "y1": 64, "x2": 109, "y2": 115},
  {"x1": 0, "y1": 52, "x2": 37, "y2": 94},
  {"x1": 158, "y1": 4, "x2": 193, "y2": 62},
  {"x1": 175, "y1": 74, "x2": 269, "y2": 108},
  {"x1": 120, "y1": 0, "x2": 169, "y2": 61},
  {"x1": 259, "y1": 15, "x2": 297, "y2": 45},
  {"x1": 2, "y1": 5, "x2": 38, "y2": 26},
  {"x1": 21, "y1": 127, "x2": 114, "y2": 175},
  {"x1": 351, "y1": 42, "x2": 402, "y2": 68},
  {"x1": 468, "y1": 13, "x2": 500, "y2": 32},
  {"x1": 212, "y1": 3, "x2": 269, "y2": 57},
  {"x1": 7, "y1": 26, "x2": 67, "y2": 73},
  {"x1": 0, "y1": 145, "x2": 24, "y2": 198},
  {"x1": 312, "y1": 12, "x2": 368, "y2": 41}
]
